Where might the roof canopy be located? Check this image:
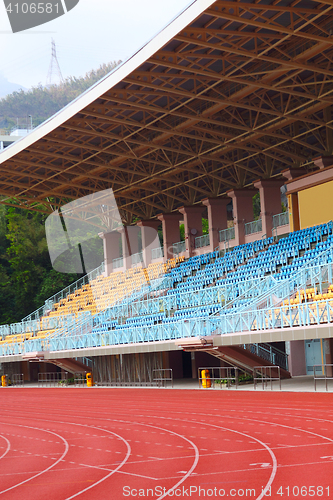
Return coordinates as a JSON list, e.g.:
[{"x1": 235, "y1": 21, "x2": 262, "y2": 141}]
[{"x1": 1, "y1": 0, "x2": 333, "y2": 222}]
